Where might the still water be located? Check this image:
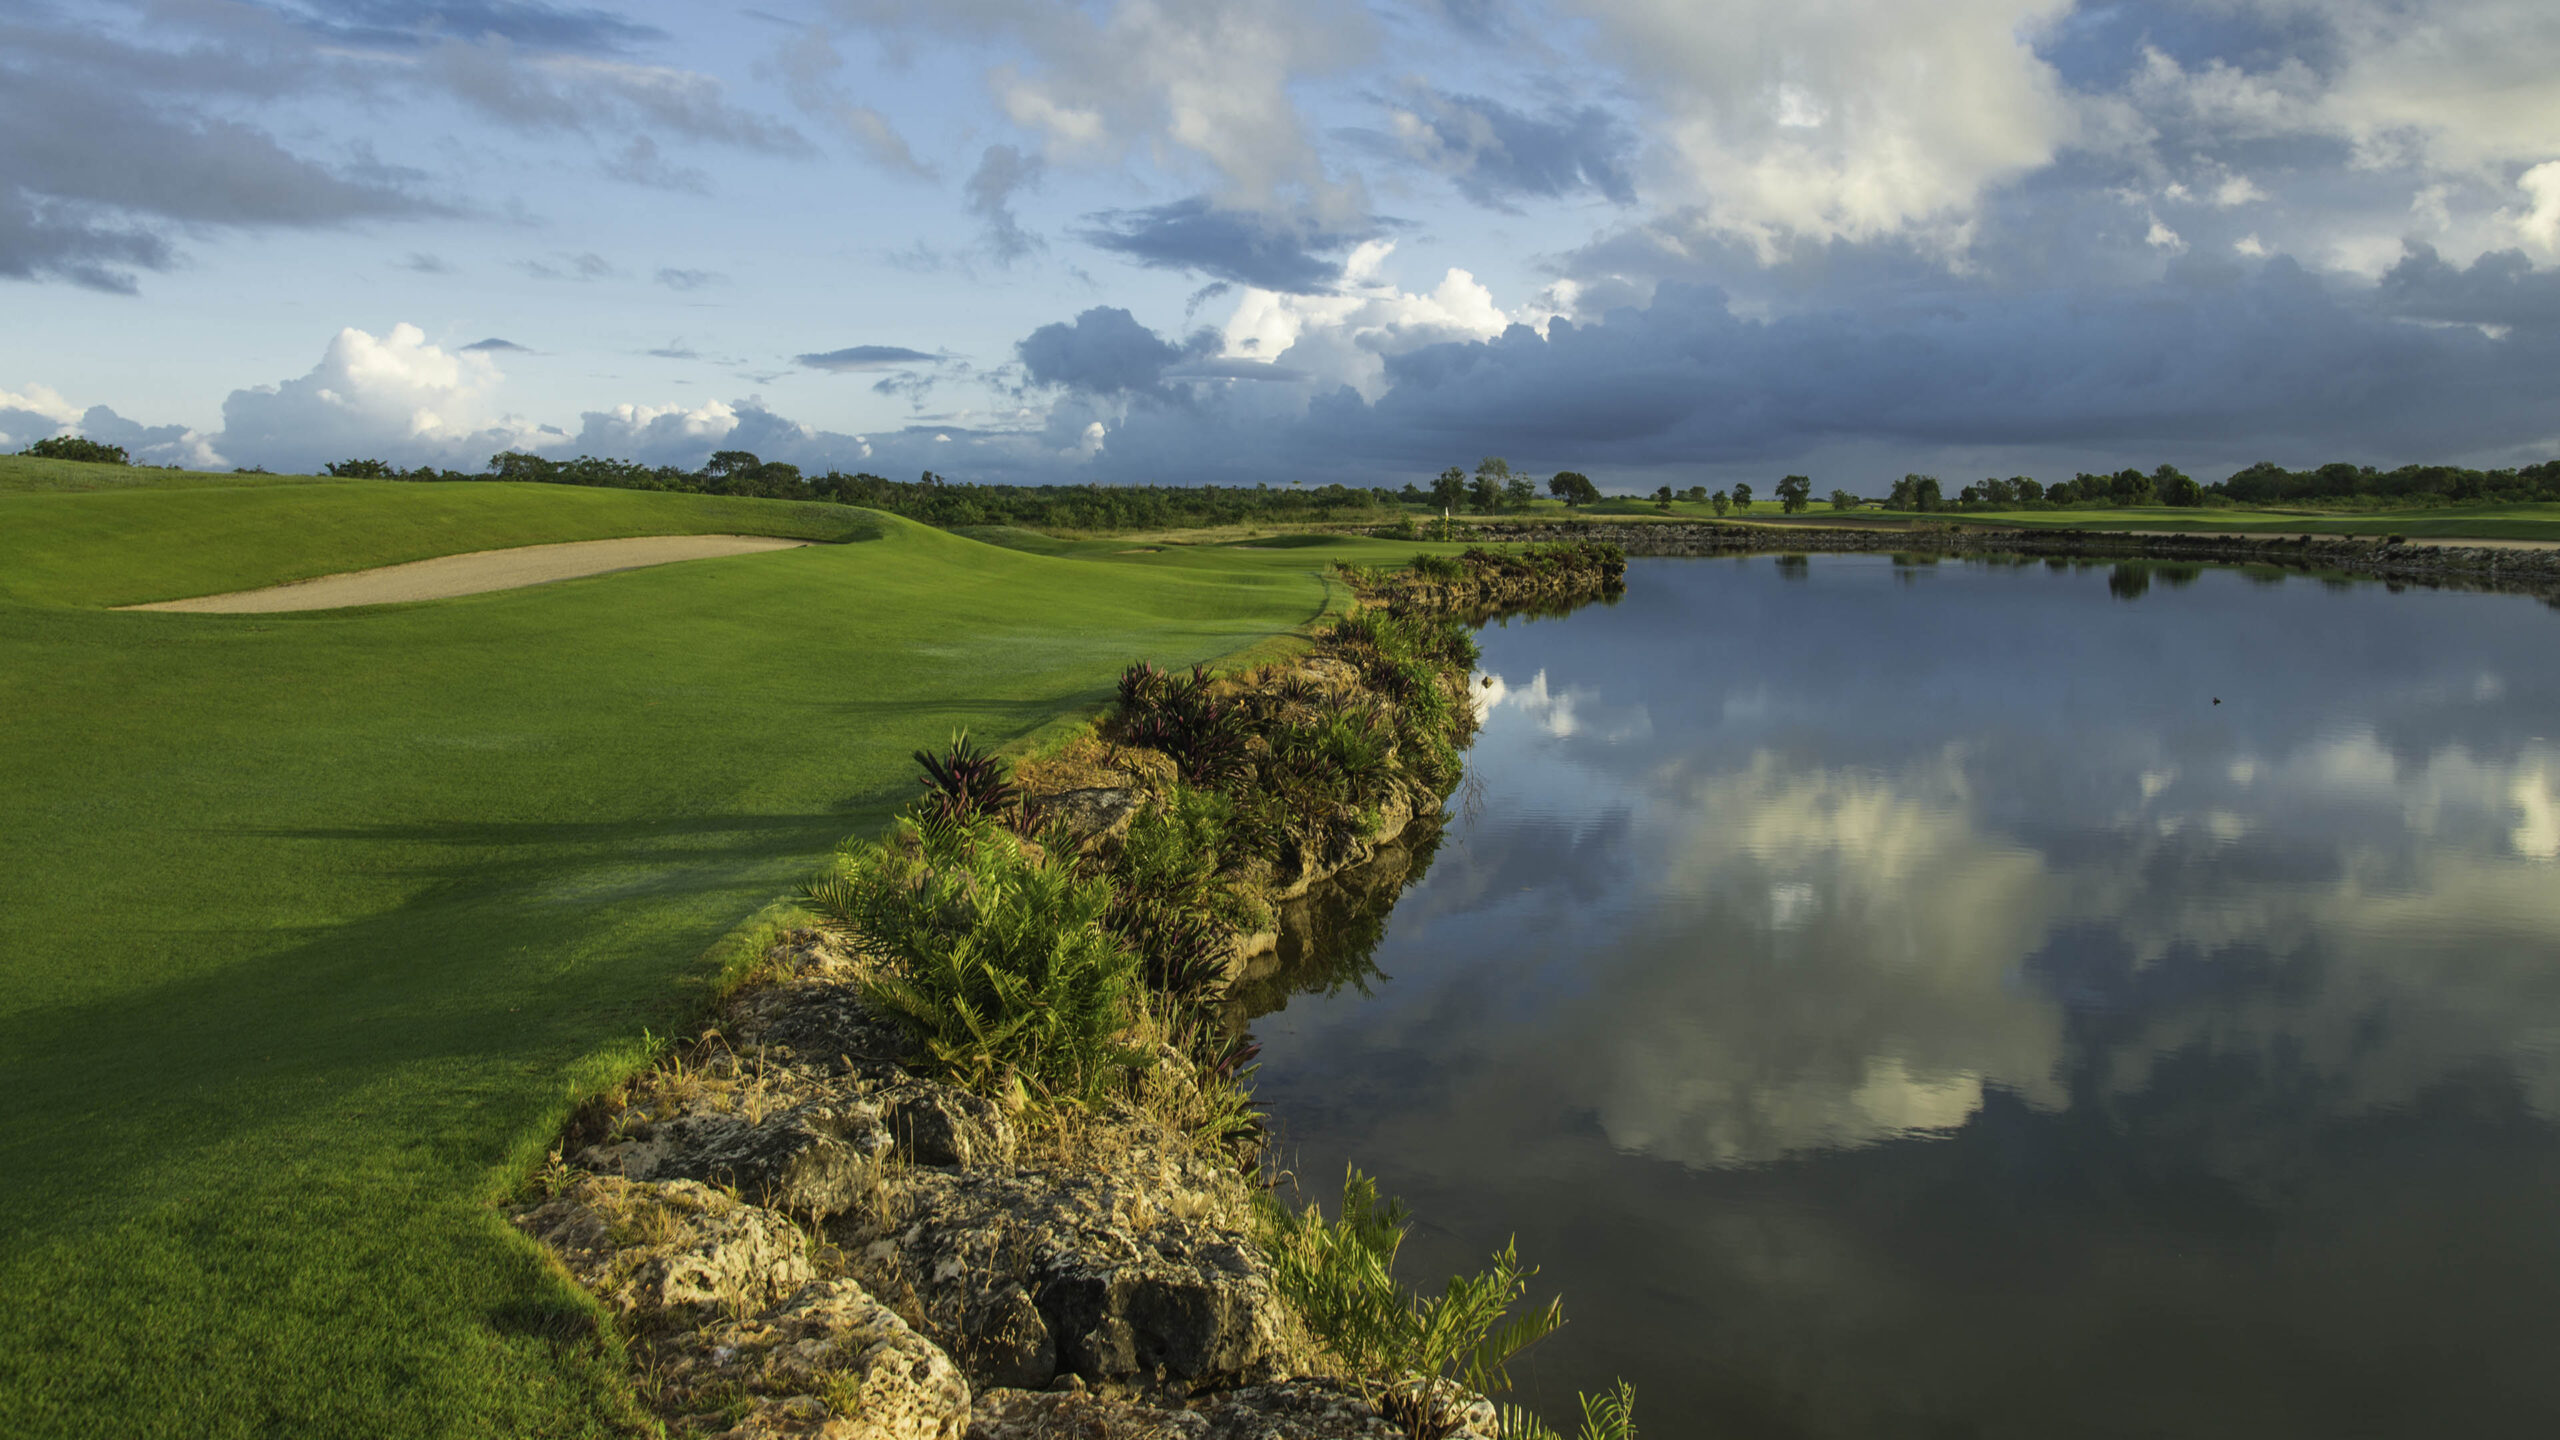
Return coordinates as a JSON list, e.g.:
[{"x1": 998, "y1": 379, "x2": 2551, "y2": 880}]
[{"x1": 1251, "y1": 555, "x2": 2560, "y2": 1439}]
